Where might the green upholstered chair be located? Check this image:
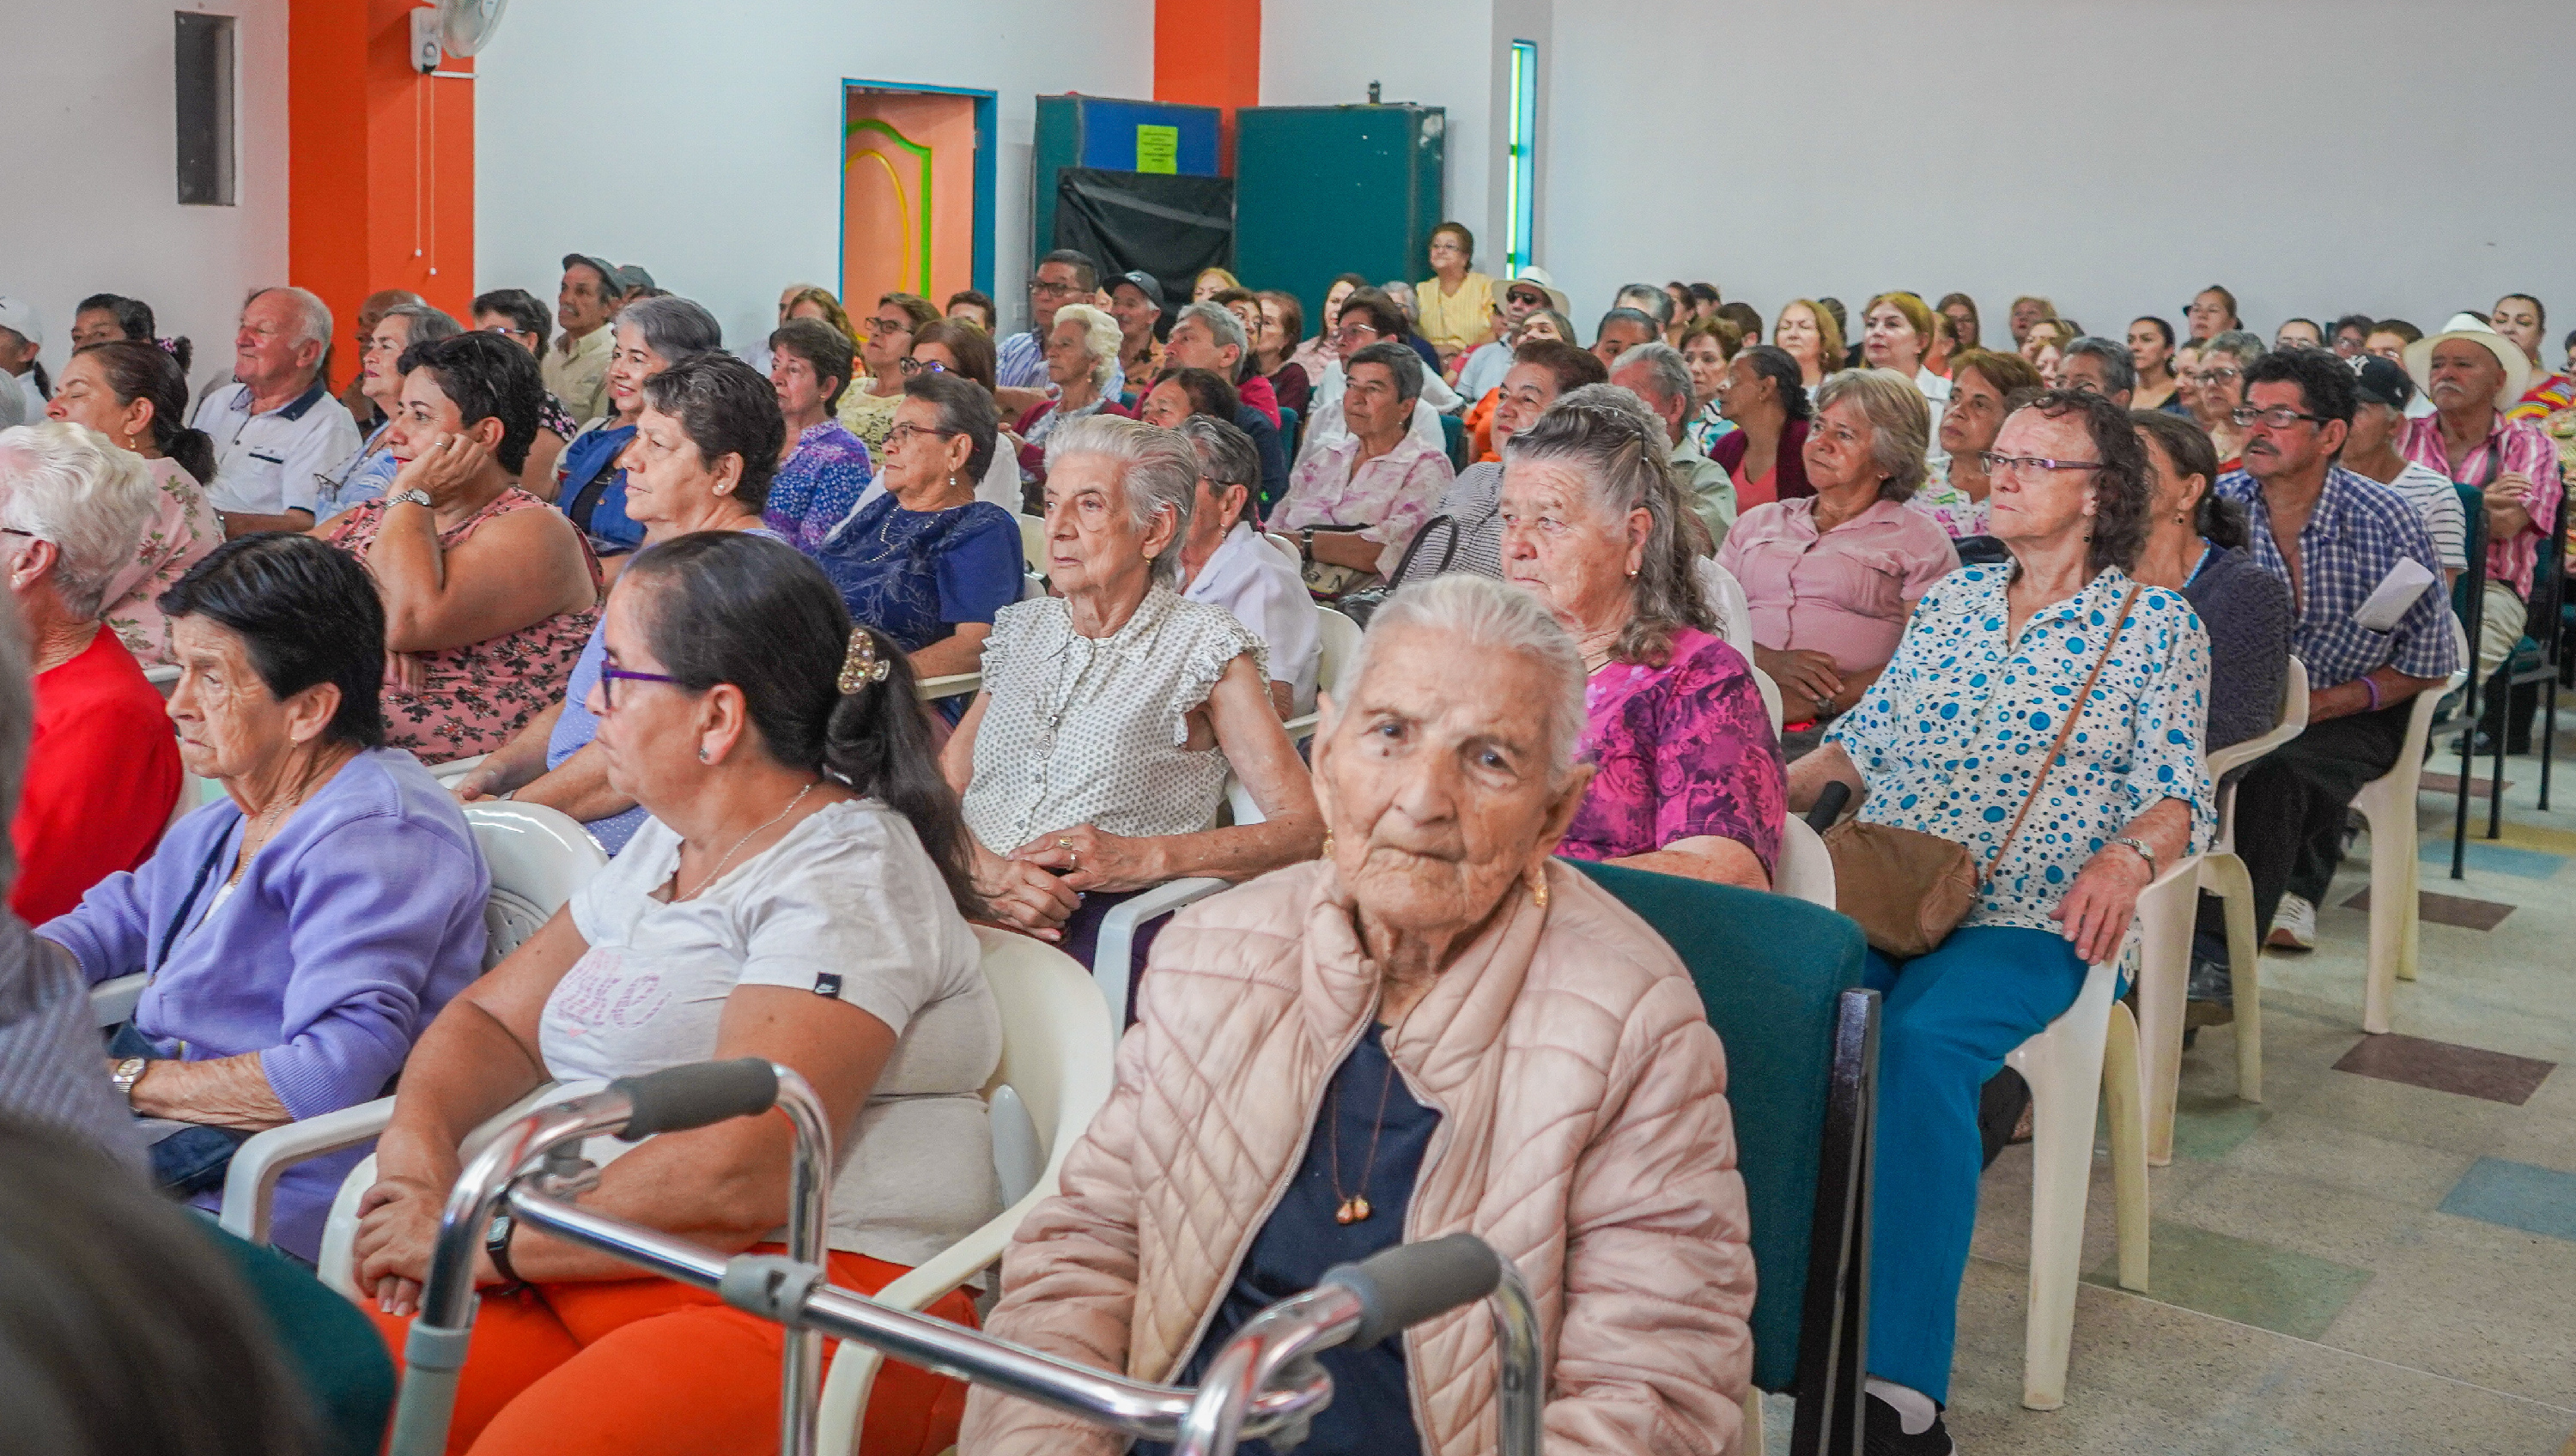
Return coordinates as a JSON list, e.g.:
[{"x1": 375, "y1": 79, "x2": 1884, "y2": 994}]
[
  {"x1": 1568, "y1": 859, "x2": 1876, "y2": 1456},
  {"x1": 204, "y1": 1225, "x2": 396, "y2": 1456}
]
